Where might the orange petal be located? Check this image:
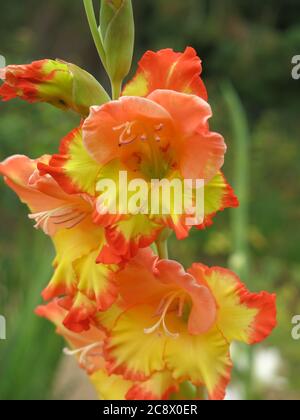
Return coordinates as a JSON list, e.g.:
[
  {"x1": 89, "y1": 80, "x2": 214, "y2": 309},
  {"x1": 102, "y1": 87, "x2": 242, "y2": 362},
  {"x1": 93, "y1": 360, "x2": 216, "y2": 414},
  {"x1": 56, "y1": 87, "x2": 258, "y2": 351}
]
[
  {"x1": 60, "y1": 294, "x2": 97, "y2": 333},
  {"x1": 123, "y1": 47, "x2": 207, "y2": 100},
  {"x1": 83, "y1": 96, "x2": 173, "y2": 167},
  {"x1": 0, "y1": 154, "x2": 92, "y2": 236},
  {"x1": 148, "y1": 90, "x2": 226, "y2": 181},
  {"x1": 155, "y1": 259, "x2": 217, "y2": 335},
  {"x1": 114, "y1": 249, "x2": 169, "y2": 309}
]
